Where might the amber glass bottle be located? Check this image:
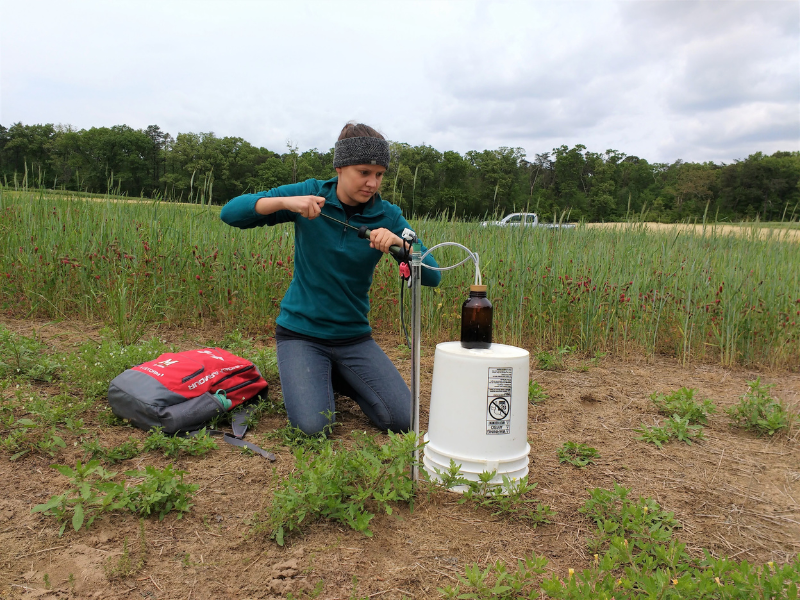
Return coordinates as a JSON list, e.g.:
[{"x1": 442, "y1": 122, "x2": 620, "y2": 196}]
[{"x1": 461, "y1": 285, "x2": 493, "y2": 349}]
